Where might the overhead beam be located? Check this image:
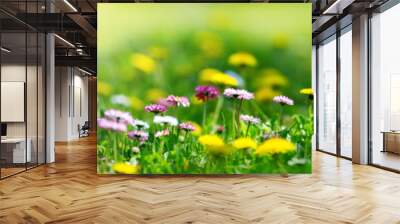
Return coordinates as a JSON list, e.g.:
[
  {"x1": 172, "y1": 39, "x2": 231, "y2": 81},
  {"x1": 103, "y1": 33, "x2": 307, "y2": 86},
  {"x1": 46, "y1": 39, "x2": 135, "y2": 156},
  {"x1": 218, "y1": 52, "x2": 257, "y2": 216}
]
[
  {"x1": 67, "y1": 13, "x2": 97, "y2": 46},
  {"x1": 55, "y1": 55, "x2": 96, "y2": 69}
]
